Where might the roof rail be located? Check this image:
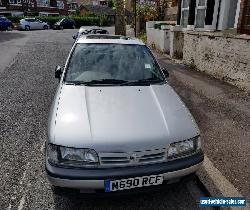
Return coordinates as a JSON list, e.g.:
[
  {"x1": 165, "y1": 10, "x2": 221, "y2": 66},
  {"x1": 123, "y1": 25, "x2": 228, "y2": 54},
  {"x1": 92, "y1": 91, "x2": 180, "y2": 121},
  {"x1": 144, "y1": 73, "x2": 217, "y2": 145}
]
[{"x1": 85, "y1": 34, "x2": 134, "y2": 40}]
